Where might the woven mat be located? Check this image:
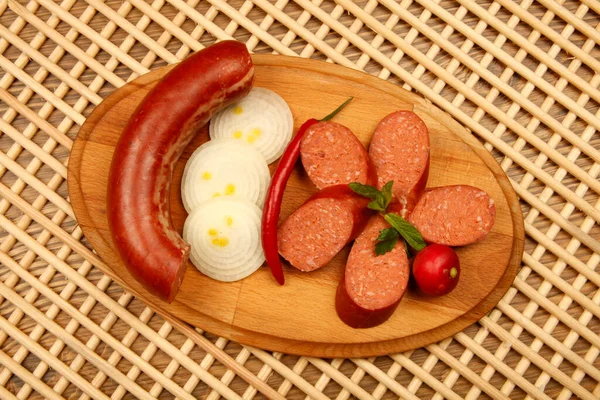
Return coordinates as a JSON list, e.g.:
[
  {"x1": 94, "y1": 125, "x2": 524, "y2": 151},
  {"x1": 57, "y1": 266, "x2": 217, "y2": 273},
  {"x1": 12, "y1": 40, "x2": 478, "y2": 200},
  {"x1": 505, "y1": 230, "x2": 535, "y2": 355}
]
[{"x1": 1, "y1": 0, "x2": 599, "y2": 398}]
